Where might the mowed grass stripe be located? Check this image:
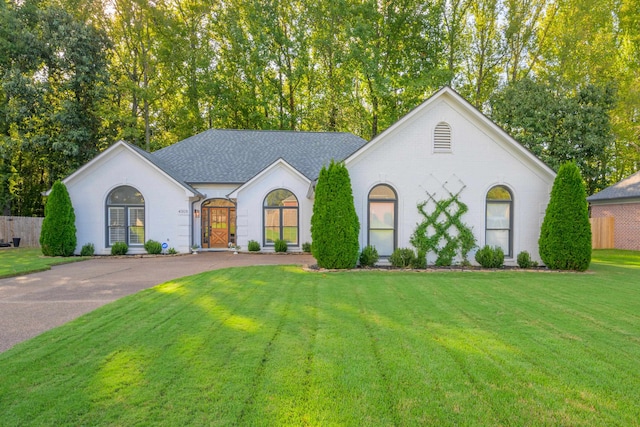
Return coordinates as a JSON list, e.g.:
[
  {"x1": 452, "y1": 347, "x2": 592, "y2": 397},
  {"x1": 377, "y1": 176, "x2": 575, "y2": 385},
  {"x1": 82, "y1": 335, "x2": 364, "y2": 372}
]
[
  {"x1": 352, "y1": 274, "x2": 501, "y2": 425},
  {"x1": 1, "y1": 257, "x2": 640, "y2": 425},
  {"x1": 303, "y1": 274, "x2": 395, "y2": 425}
]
